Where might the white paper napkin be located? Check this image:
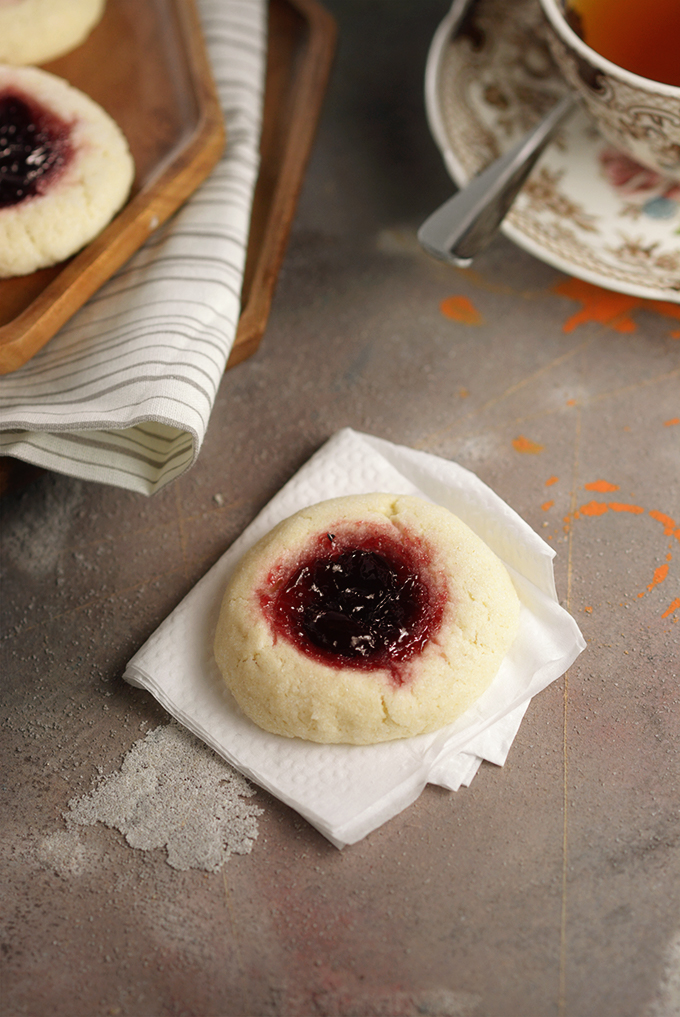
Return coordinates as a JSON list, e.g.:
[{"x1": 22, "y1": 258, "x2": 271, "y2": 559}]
[
  {"x1": 0, "y1": 0, "x2": 266, "y2": 495},
  {"x1": 124, "y1": 428, "x2": 586, "y2": 848}
]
